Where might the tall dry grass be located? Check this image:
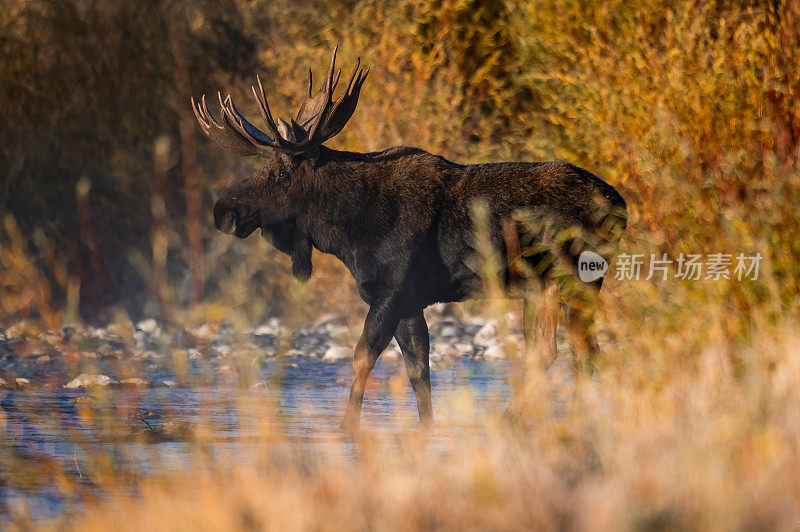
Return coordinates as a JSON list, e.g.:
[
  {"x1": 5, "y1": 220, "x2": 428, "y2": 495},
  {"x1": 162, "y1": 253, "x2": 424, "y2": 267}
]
[{"x1": 1, "y1": 323, "x2": 787, "y2": 531}]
